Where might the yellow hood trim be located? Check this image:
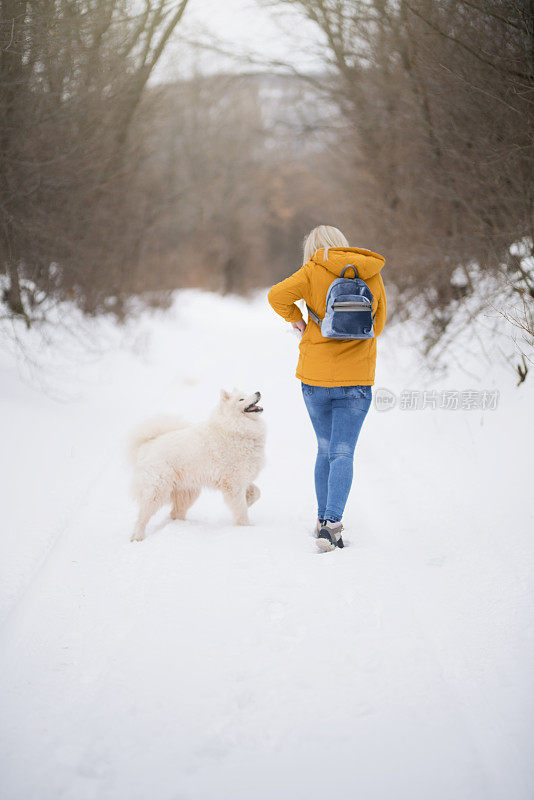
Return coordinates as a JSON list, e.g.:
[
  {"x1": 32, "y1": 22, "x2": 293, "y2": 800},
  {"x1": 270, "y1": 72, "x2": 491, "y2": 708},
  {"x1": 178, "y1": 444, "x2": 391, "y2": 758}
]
[{"x1": 310, "y1": 247, "x2": 385, "y2": 281}]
